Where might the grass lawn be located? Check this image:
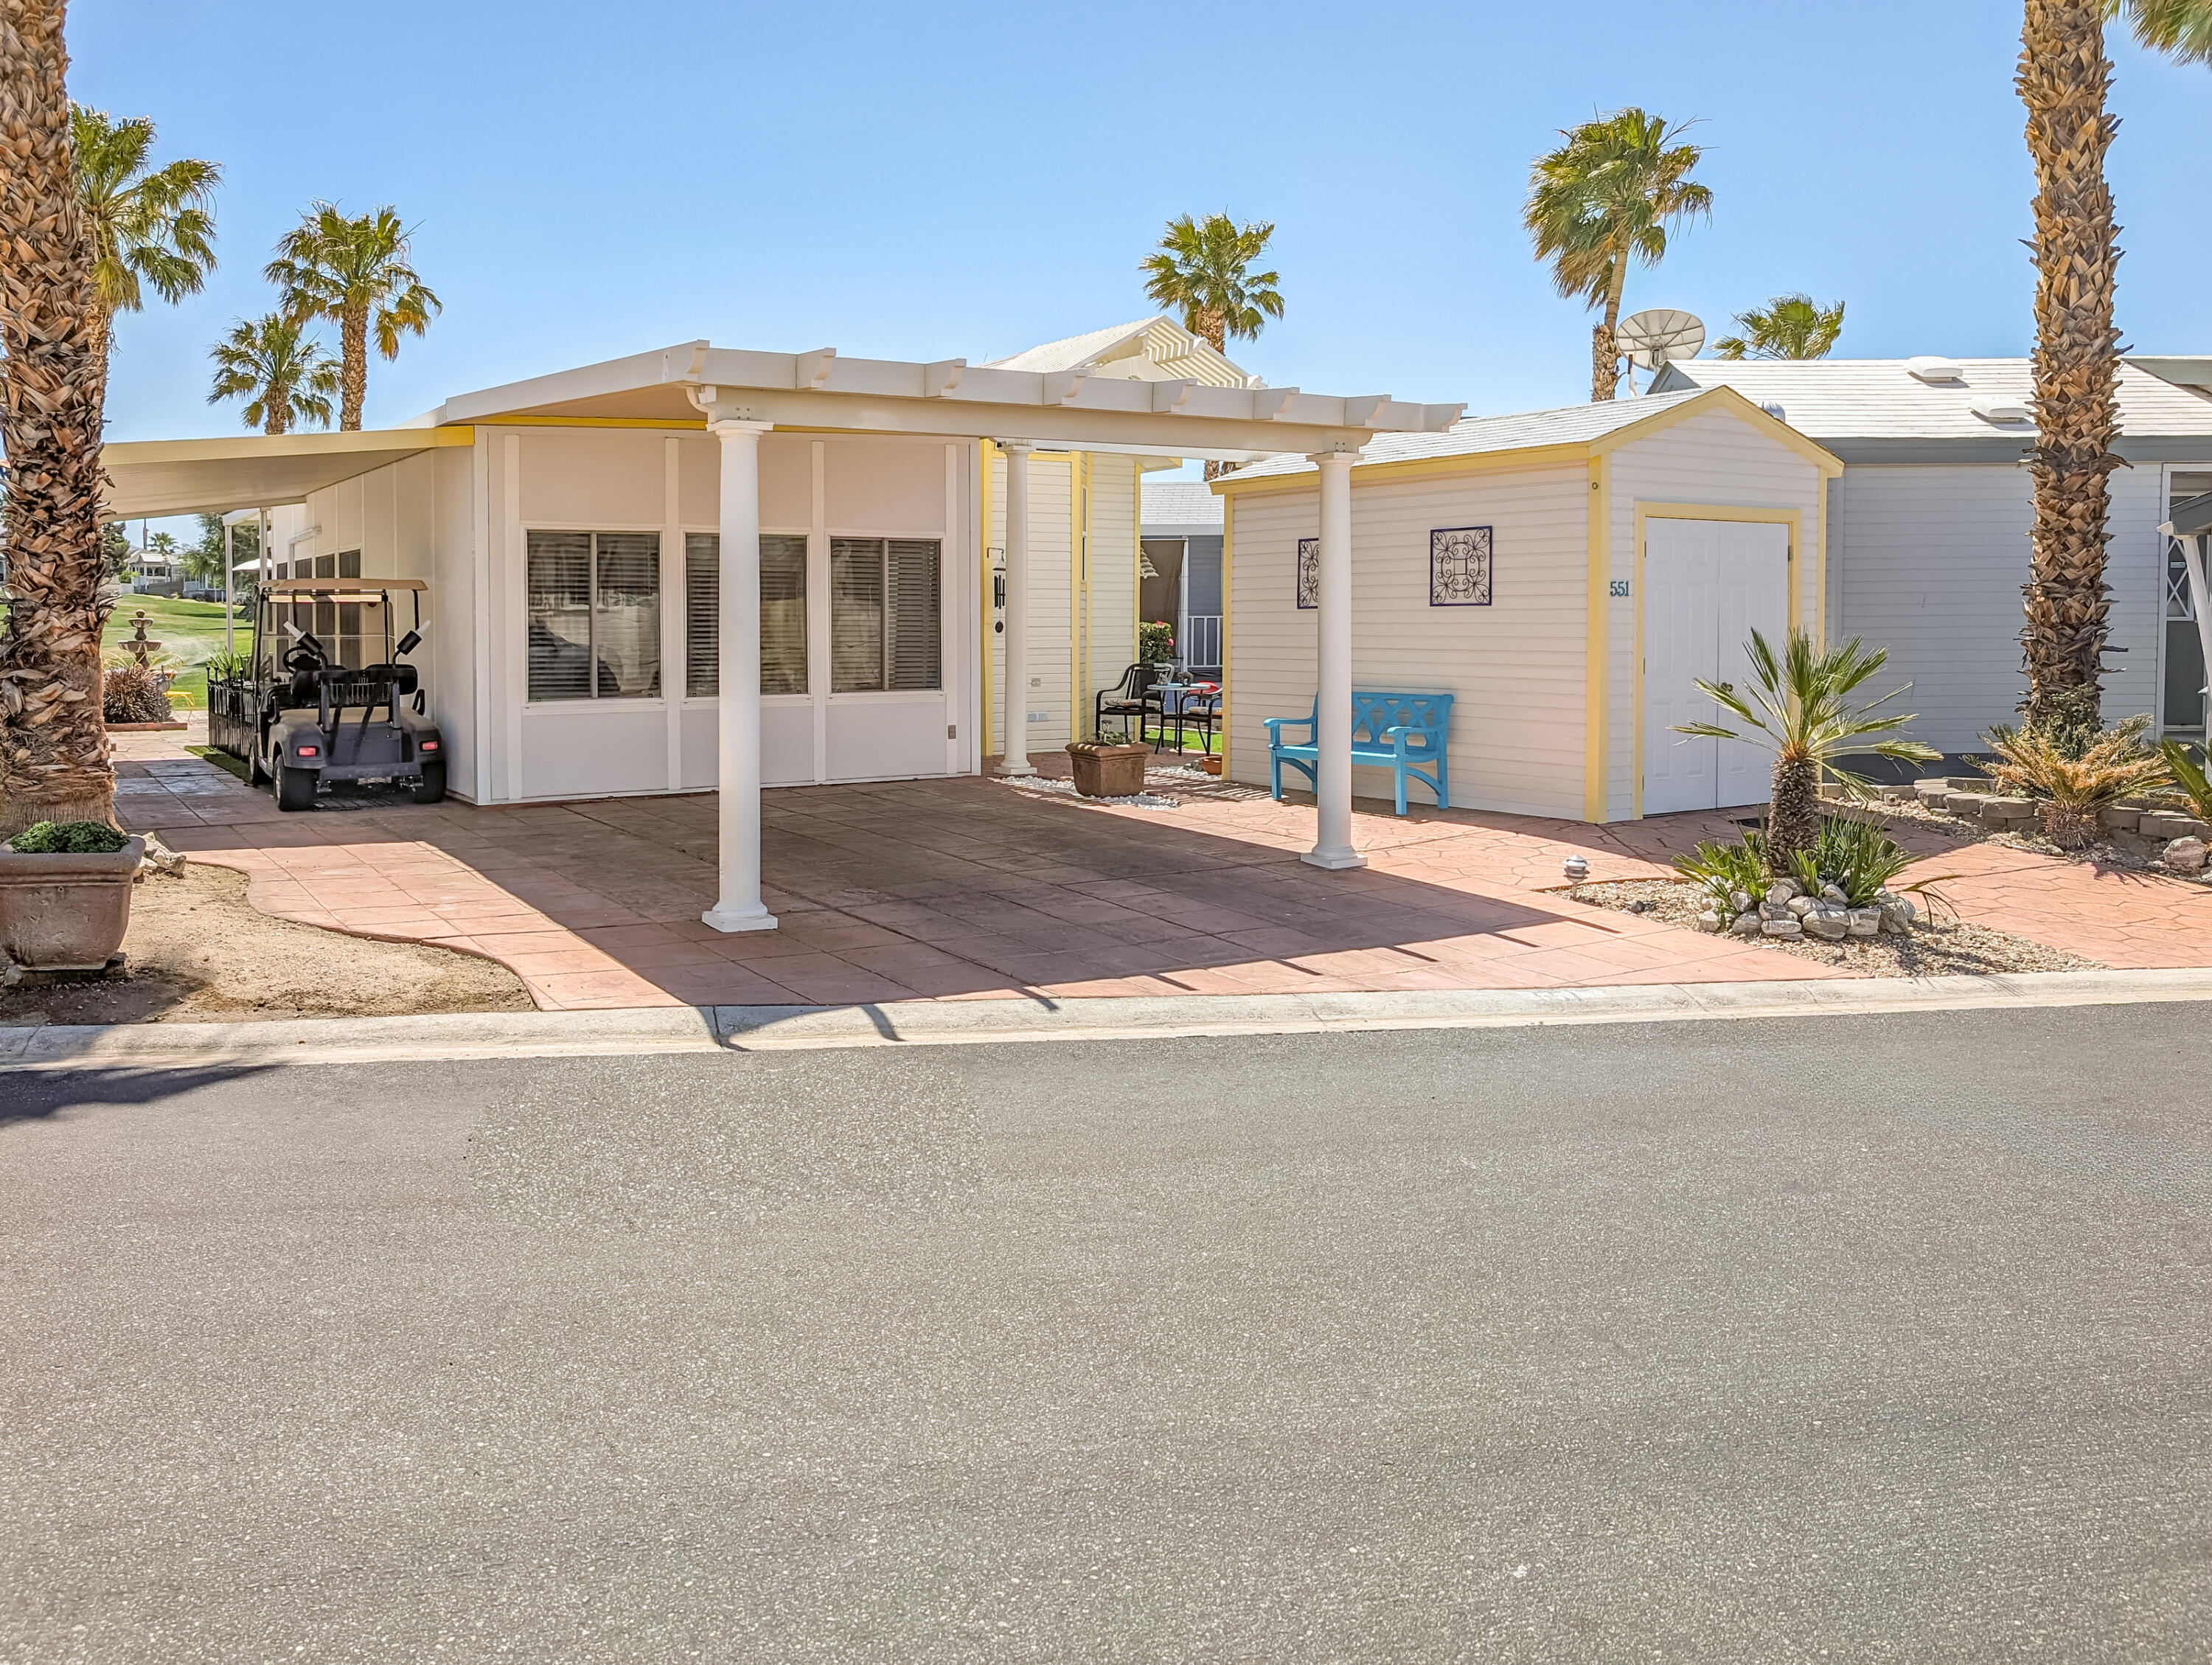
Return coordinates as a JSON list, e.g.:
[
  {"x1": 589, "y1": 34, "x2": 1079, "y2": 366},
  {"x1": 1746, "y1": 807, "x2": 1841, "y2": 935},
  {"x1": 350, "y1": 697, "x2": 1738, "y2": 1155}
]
[{"x1": 104, "y1": 594, "x2": 250, "y2": 709}]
